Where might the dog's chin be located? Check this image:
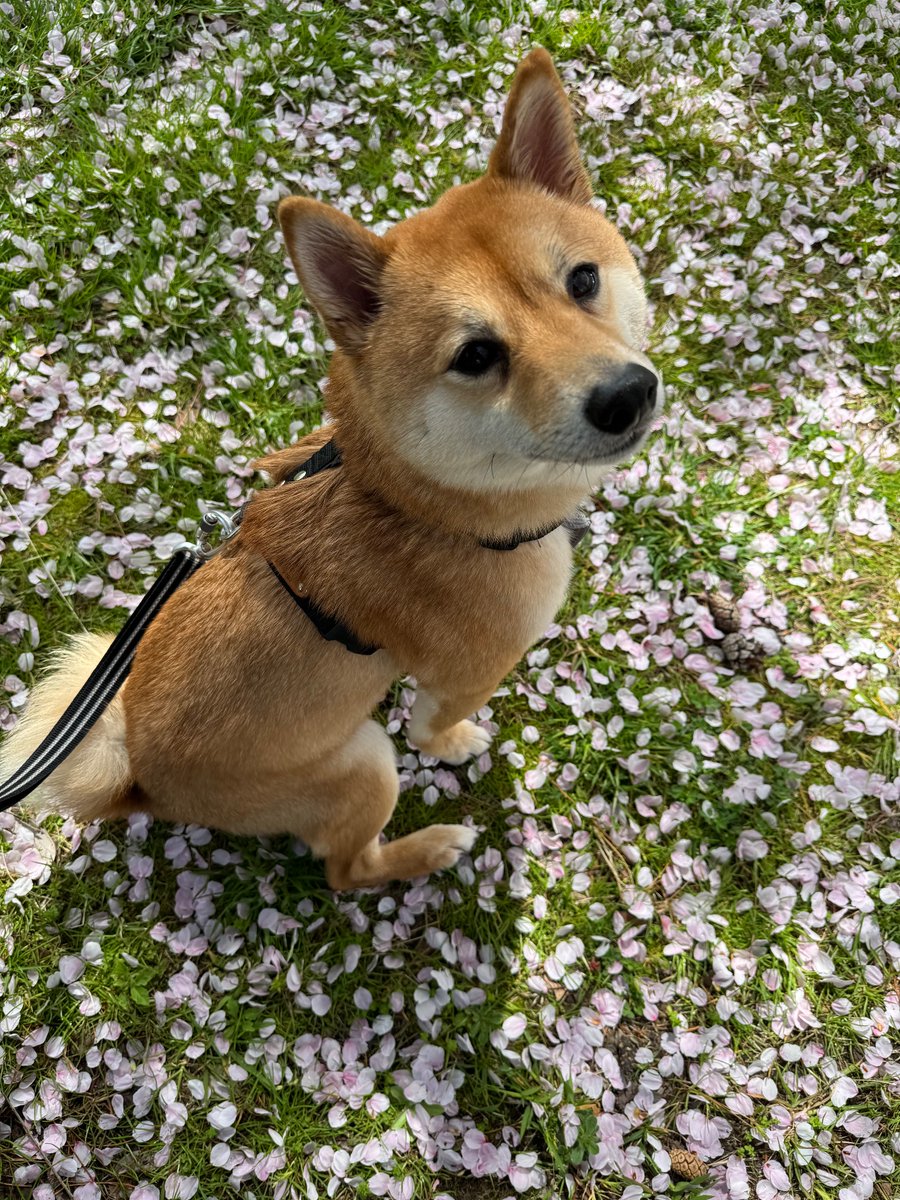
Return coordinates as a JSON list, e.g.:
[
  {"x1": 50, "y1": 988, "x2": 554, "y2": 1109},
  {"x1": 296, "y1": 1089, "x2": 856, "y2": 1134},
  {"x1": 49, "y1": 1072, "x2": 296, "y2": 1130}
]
[
  {"x1": 590, "y1": 422, "x2": 653, "y2": 465},
  {"x1": 533, "y1": 421, "x2": 653, "y2": 470}
]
